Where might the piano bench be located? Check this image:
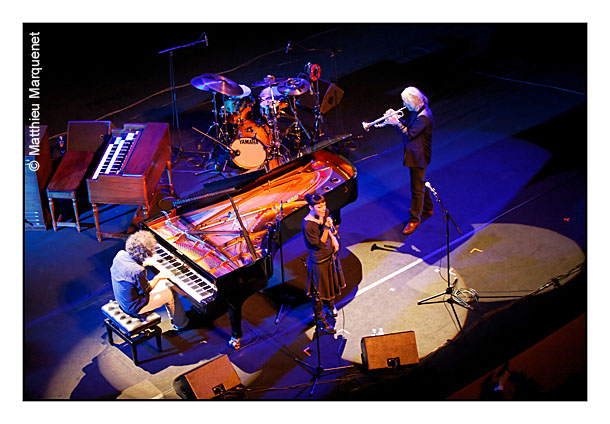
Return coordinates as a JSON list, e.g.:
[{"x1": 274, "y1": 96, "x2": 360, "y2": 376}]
[
  {"x1": 46, "y1": 150, "x2": 95, "y2": 233},
  {"x1": 101, "y1": 300, "x2": 162, "y2": 366}
]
